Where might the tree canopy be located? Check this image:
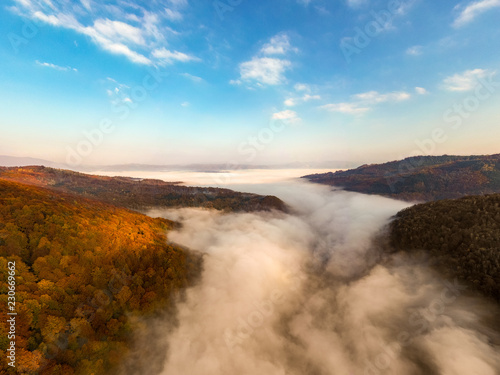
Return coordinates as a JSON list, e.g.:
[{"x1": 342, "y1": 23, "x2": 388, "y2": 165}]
[
  {"x1": 0, "y1": 180, "x2": 201, "y2": 374},
  {"x1": 389, "y1": 194, "x2": 500, "y2": 301},
  {"x1": 304, "y1": 154, "x2": 500, "y2": 202}
]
